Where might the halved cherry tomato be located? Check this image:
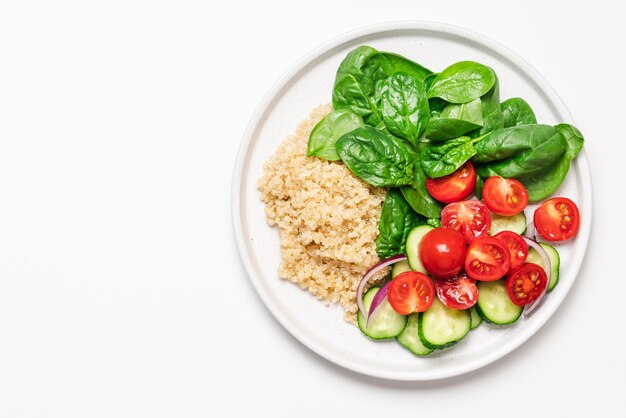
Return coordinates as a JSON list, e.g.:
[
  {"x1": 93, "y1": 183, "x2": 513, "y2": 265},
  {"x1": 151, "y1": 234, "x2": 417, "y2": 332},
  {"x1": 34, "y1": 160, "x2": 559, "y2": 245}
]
[
  {"x1": 387, "y1": 271, "x2": 435, "y2": 314},
  {"x1": 494, "y1": 231, "x2": 529, "y2": 272},
  {"x1": 435, "y1": 273, "x2": 478, "y2": 310},
  {"x1": 482, "y1": 176, "x2": 528, "y2": 216},
  {"x1": 534, "y1": 197, "x2": 580, "y2": 241},
  {"x1": 505, "y1": 263, "x2": 548, "y2": 306},
  {"x1": 441, "y1": 200, "x2": 492, "y2": 242},
  {"x1": 419, "y1": 227, "x2": 466, "y2": 279},
  {"x1": 426, "y1": 161, "x2": 476, "y2": 204},
  {"x1": 465, "y1": 236, "x2": 510, "y2": 281}
]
